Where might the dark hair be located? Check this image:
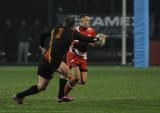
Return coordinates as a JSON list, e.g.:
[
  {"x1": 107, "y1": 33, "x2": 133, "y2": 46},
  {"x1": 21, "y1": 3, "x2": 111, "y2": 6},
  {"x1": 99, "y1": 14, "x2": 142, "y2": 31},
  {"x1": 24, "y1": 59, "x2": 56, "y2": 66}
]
[{"x1": 64, "y1": 16, "x2": 75, "y2": 27}]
